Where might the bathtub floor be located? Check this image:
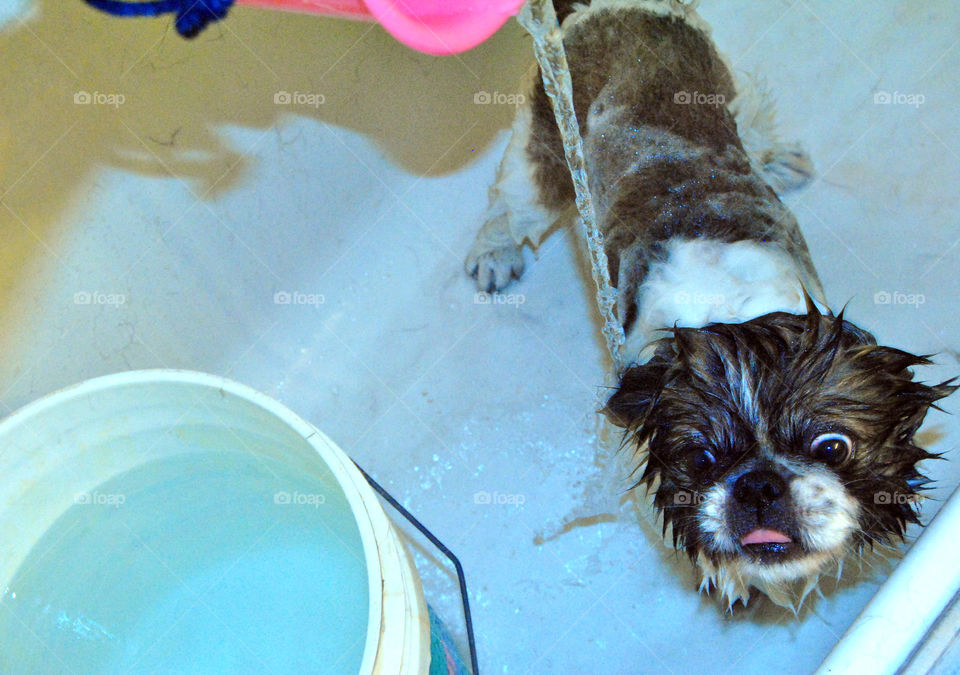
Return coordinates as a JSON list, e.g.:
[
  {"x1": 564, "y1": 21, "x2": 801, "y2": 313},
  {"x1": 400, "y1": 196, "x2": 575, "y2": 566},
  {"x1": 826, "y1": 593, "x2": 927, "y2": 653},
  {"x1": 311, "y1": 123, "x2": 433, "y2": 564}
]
[{"x1": 1, "y1": 1, "x2": 959, "y2": 672}]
